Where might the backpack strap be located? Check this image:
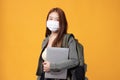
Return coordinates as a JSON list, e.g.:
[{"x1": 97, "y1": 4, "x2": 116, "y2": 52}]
[{"x1": 62, "y1": 33, "x2": 74, "y2": 48}]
